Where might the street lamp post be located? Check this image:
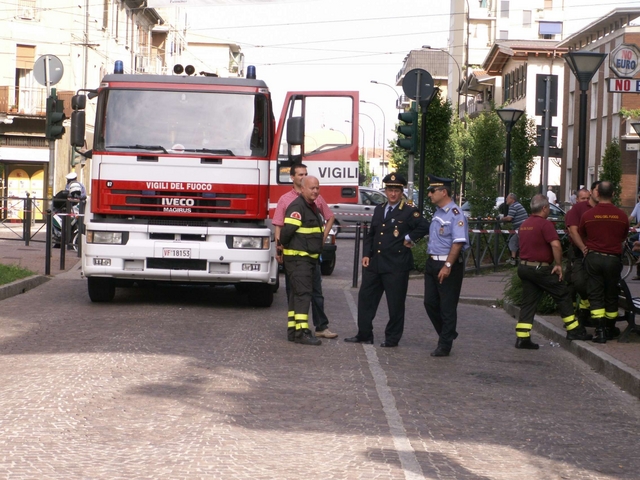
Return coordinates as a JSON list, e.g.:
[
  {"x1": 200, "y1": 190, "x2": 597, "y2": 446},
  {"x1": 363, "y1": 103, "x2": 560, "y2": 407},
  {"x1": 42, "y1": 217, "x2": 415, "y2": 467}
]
[
  {"x1": 346, "y1": 120, "x2": 365, "y2": 160},
  {"x1": 361, "y1": 100, "x2": 387, "y2": 178},
  {"x1": 563, "y1": 50, "x2": 607, "y2": 189},
  {"x1": 497, "y1": 108, "x2": 524, "y2": 199},
  {"x1": 370, "y1": 80, "x2": 401, "y2": 109},
  {"x1": 632, "y1": 122, "x2": 640, "y2": 195},
  {"x1": 423, "y1": 45, "x2": 462, "y2": 117},
  {"x1": 359, "y1": 112, "x2": 376, "y2": 159}
]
